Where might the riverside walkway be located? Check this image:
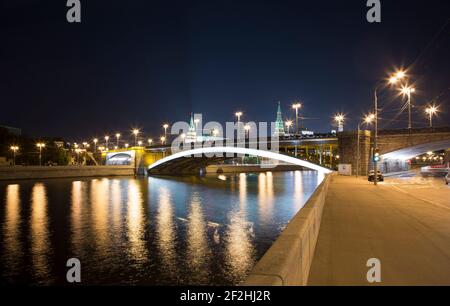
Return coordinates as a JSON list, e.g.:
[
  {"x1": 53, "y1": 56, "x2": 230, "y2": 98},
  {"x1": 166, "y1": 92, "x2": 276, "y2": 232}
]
[{"x1": 308, "y1": 175, "x2": 450, "y2": 285}]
